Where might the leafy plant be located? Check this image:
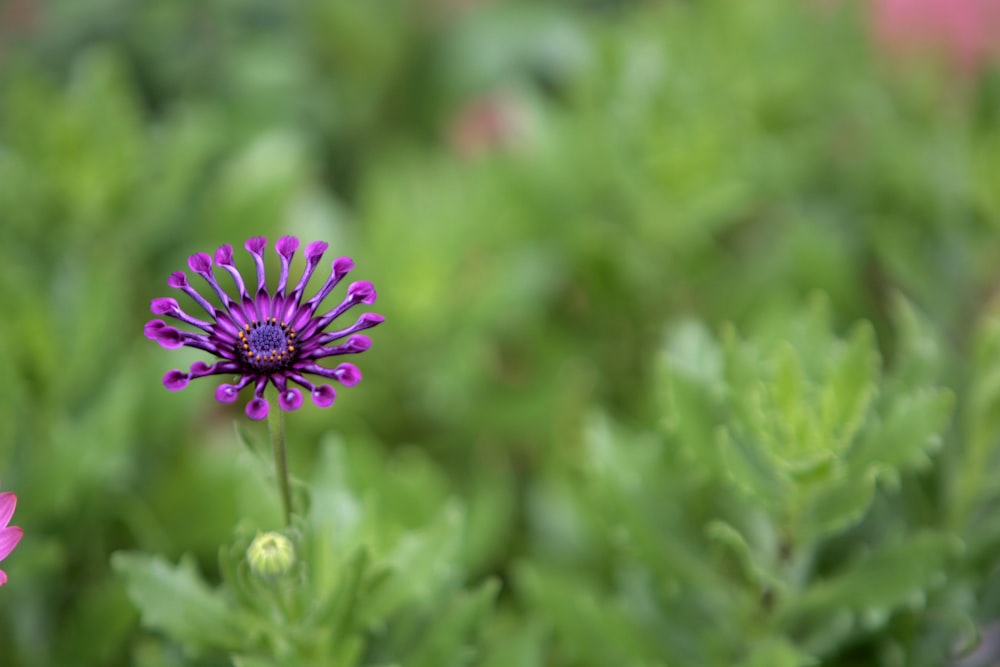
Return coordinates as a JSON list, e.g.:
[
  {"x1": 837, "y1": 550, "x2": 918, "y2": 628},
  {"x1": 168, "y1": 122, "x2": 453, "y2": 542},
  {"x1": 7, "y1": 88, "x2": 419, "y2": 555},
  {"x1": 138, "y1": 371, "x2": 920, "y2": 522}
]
[{"x1": 520, "y1": 299, "x2": 967, "y2": 666}]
